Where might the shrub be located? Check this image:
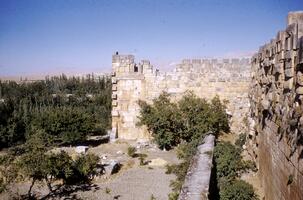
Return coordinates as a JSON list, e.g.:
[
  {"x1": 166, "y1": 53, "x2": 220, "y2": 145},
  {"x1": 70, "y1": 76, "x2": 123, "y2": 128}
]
[
  {"x1": 220, "y1": 180, "x2": 258, "y2": 200},
  {"x1": 127, "y1": 146, "x2": 137, "y2": 157},
  {"x1": 214, "y1": 142, "x2": 258, "y2": 200},
  {"x1": 138, "y1": 92, "x2": 229, "y2": 150},
  {"x1": 150, "y1": 194, "x2": 156, "y2": 200},
  {"x1": 0, "y1": 177, "x2": 5, "y2": 193},
  {"x1": 241, "y1": 160, "x2": 257, "y2": 172},
  {"x1": 168, "y1": 192, "x2": 179, "y2": 200},
  {"x1": 138, "y1": 93, "x2": 182, "y2": 149},
  {"x1": 46, "y1": 151, "x2": 100, "y2": 188},
  {"x1": 105, "y1": 187, "x2": 111, "y2": 194},
  {"x1": 287, "y1": 174, "x2": 294, "y2": 185},
  {"x1": 66, "y1": 153, "x2": 100, "y2": 184},
  {"x1": 138, "y1": 92, "x2": 229, "y2": 198},
  {"x1": 31, "y1": 107, "x2": 95, "y2": 144},
  {"x1": 138, "y1": 153, "x2": 147, "y2": 165},
  {"x1": 0, "y1": 154, "x2": 18, "y2": 194},
  {"x1": 1, "y1": 132, "x2": 101, "y2": 197},
  {"x1": 235, "y1": 133, "x2": 246, "y2": 148},
  {"x1": 214, "y1": 142, "x2": 243, "y2": 182},
  {"x1": 166, "y1": 161, "x2": 190, "y2": 192},
  {"x1": 45, "y1": 151, "x2": 73, "y2": 188}
]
